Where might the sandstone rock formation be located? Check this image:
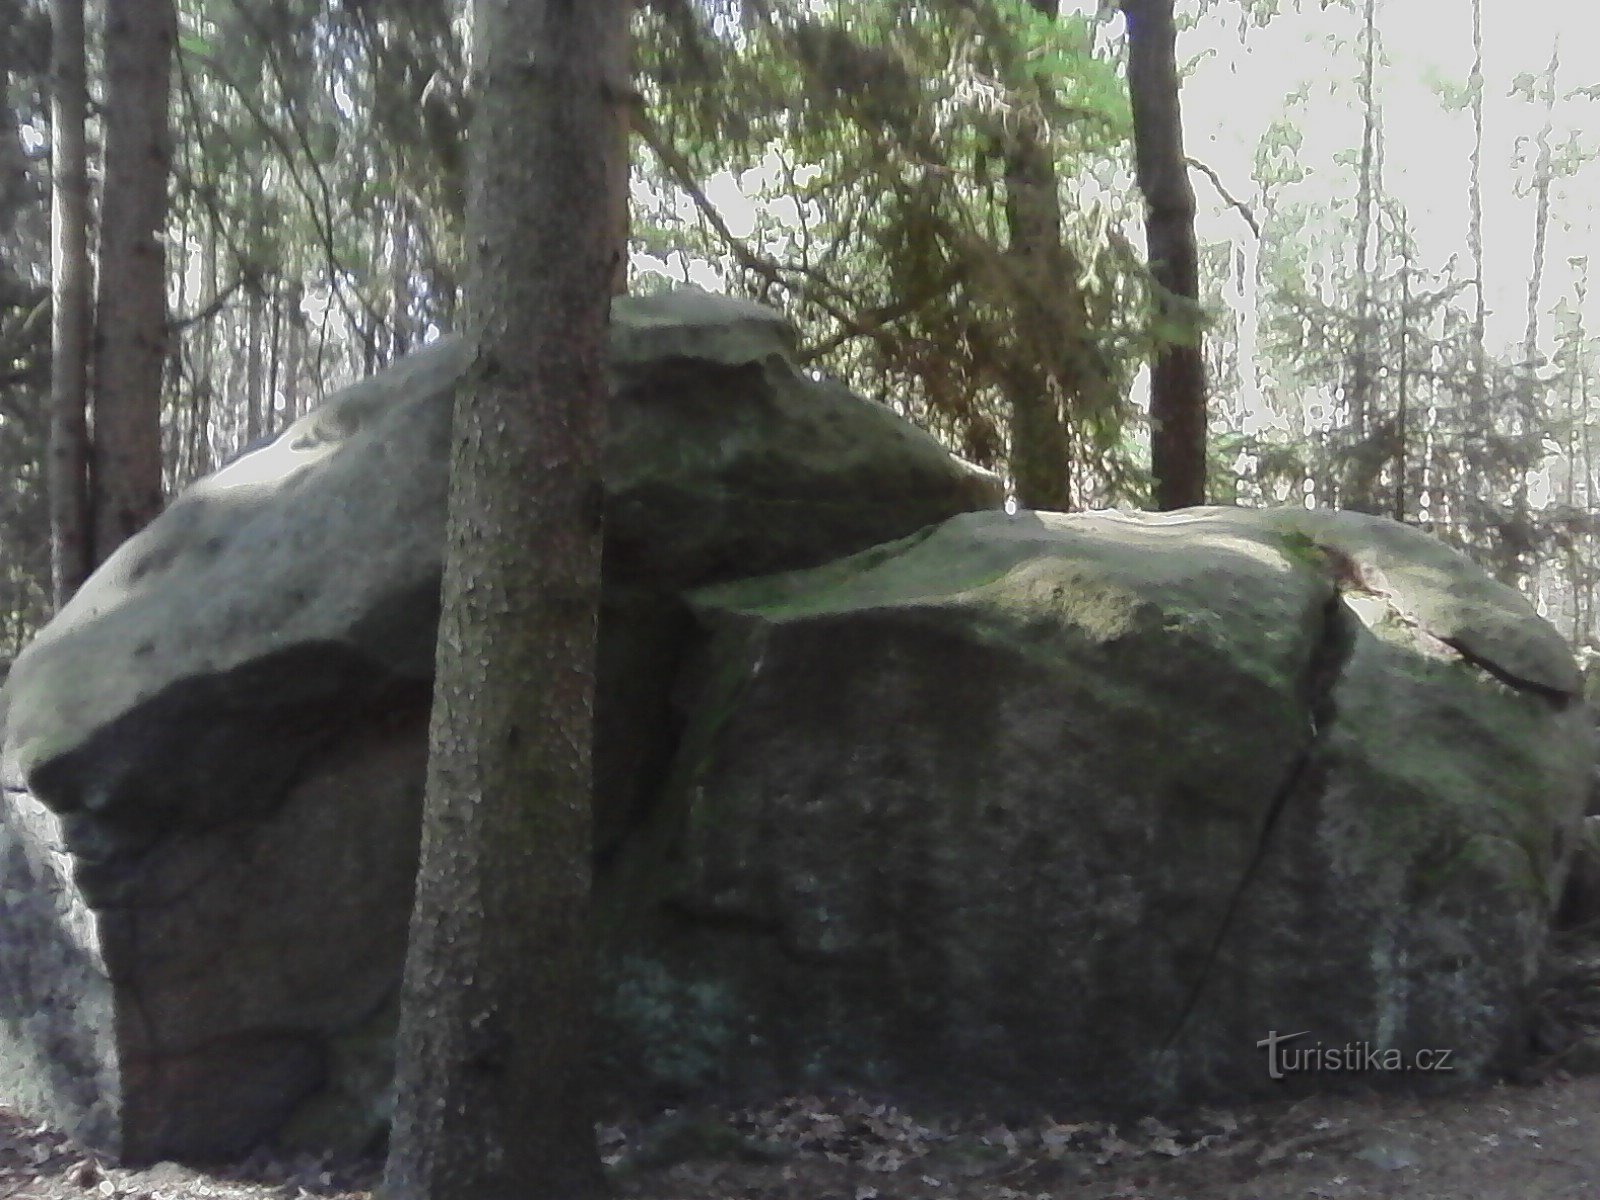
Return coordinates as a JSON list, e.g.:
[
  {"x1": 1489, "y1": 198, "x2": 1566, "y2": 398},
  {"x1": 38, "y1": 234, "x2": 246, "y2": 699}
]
[
  {"x1": 619, "y1": 506, "x2": 1589, "y2": 1109},
  {"x1": 0, "y1": 289, "x2": 1000, "y2": 1160},
  {"x1": 0, "y1": 291, "x2": 1586, "y2": 1163}
]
